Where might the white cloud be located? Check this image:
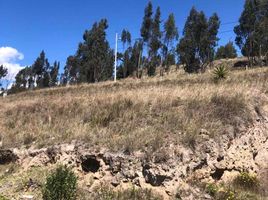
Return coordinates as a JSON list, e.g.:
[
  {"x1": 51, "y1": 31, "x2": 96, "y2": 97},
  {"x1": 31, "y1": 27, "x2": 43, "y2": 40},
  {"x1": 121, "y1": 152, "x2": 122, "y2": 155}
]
[
  {"x1": 0, "y1": 47, "x2": 24, "y2": 63},
  {"x1": 0, "y1": 47, "x2": 25, "y2": 81}
]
